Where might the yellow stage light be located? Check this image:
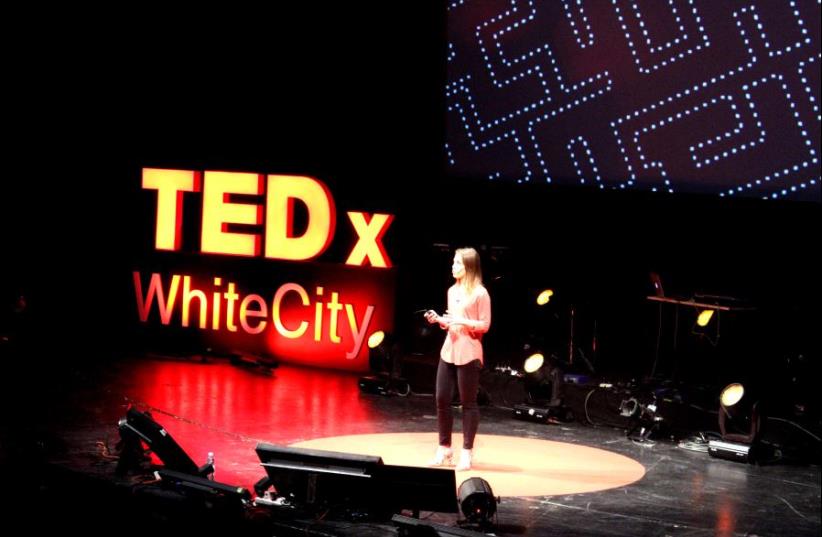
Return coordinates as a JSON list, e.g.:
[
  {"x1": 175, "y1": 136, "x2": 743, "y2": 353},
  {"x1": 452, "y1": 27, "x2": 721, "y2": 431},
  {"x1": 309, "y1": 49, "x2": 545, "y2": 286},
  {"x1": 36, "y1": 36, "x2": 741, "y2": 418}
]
[
  {"x1": 720, "y1": 382, "x2": 745, "y2": 408},
  {"x1": 523, "y1": 353, "x2": 544, "y2": 373},
  {"x1": 697, "y1": 309, "x2": 715, "y2": 327},
  {"x1": 367, "y1": 330, "x2": 385, "y2": 349},
  {"x1": 536, "y1": 289, "x2": 554, "y2": 305}
]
